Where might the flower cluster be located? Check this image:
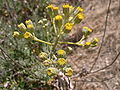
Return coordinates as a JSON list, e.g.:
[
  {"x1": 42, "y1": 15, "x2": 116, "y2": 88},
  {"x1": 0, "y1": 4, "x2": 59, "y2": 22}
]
[
  {"x1": 65, "y1": 23, "x2": 74, "y2": 31},
  {"x1": 46, "y1": 4, "x2": 85, "y2": 34},
  {"x1": 39, "y1": 49, "x2": 73, "y2": 77}
]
